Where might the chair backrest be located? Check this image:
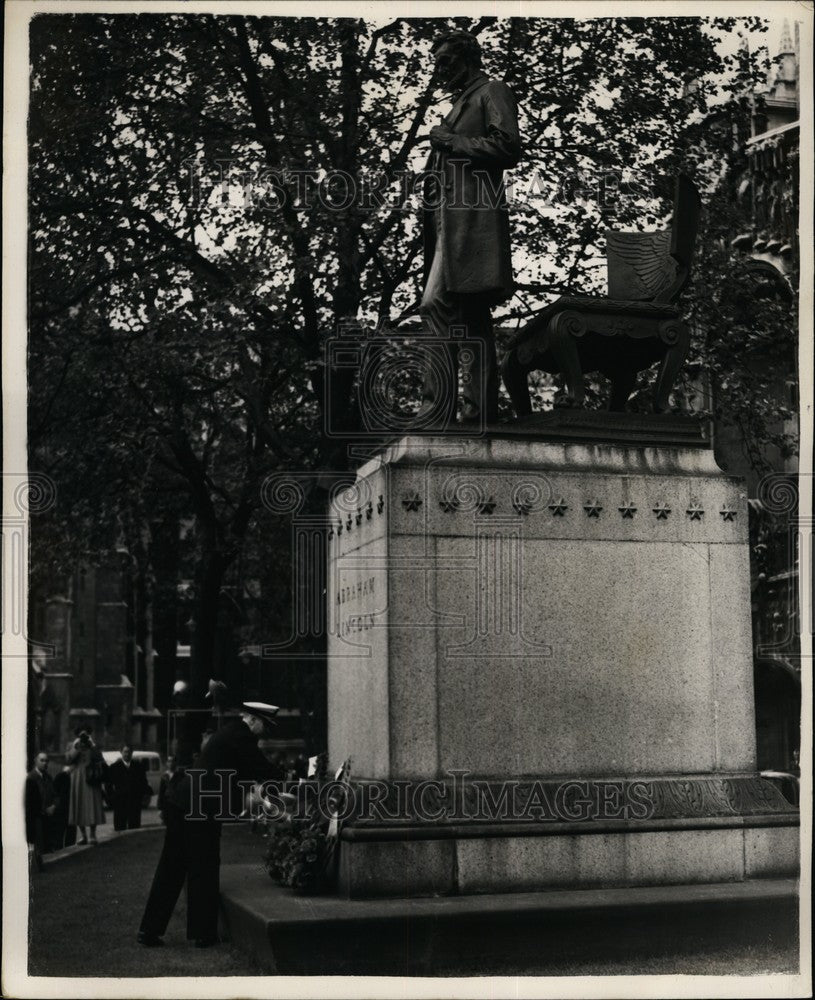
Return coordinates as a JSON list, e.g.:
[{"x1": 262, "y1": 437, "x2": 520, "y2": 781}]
[
  {"x1": 606, "y1": 231, "x2": 674, "y2": 301},
  {"x1": 662, "y1": 173, "x2": 702, "y2": 302},
  {"x1": 605, "y1": 174, "x2": 701, "y2": 304}
]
